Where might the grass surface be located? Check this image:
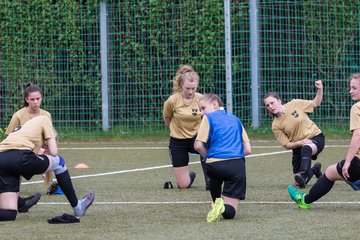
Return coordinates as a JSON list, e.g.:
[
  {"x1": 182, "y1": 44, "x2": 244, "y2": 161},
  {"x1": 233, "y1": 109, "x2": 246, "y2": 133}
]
[{"x1": 1, "y1": 140, "x2": 359, "y2": 239}]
